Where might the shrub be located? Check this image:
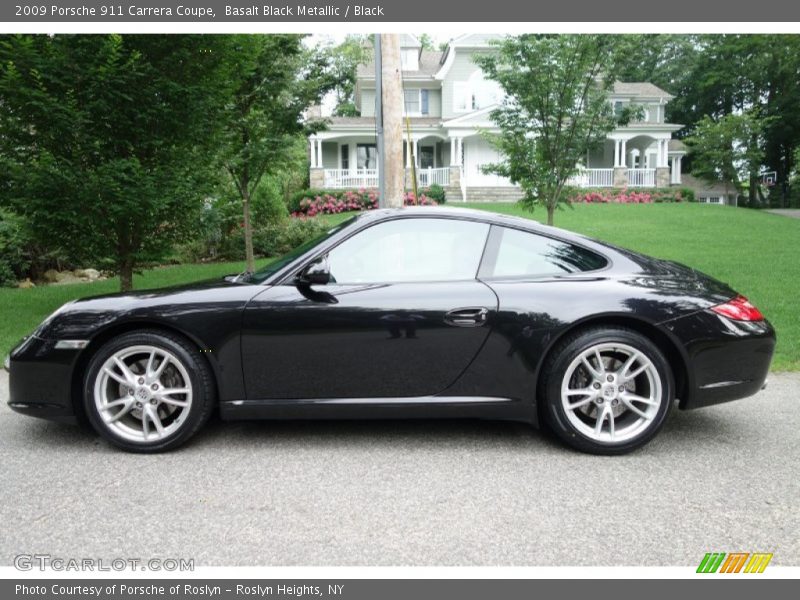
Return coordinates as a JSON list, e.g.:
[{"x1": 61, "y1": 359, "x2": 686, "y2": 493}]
[
  {"x1": 566, "y1": 187, "x2": 694, "y2": 204},
  {"x1": 422, "y1": 183, "x2": 446, "y2": 204},
  {"x1": 290, "y1": 188, "x2": 439, "y2": 216},
  {"x1": 253, "y1": 218, "x2": 329, "y2": 257},
  {"x1": 0, "y1": 209, "x2": 32, "y2": 287}
]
